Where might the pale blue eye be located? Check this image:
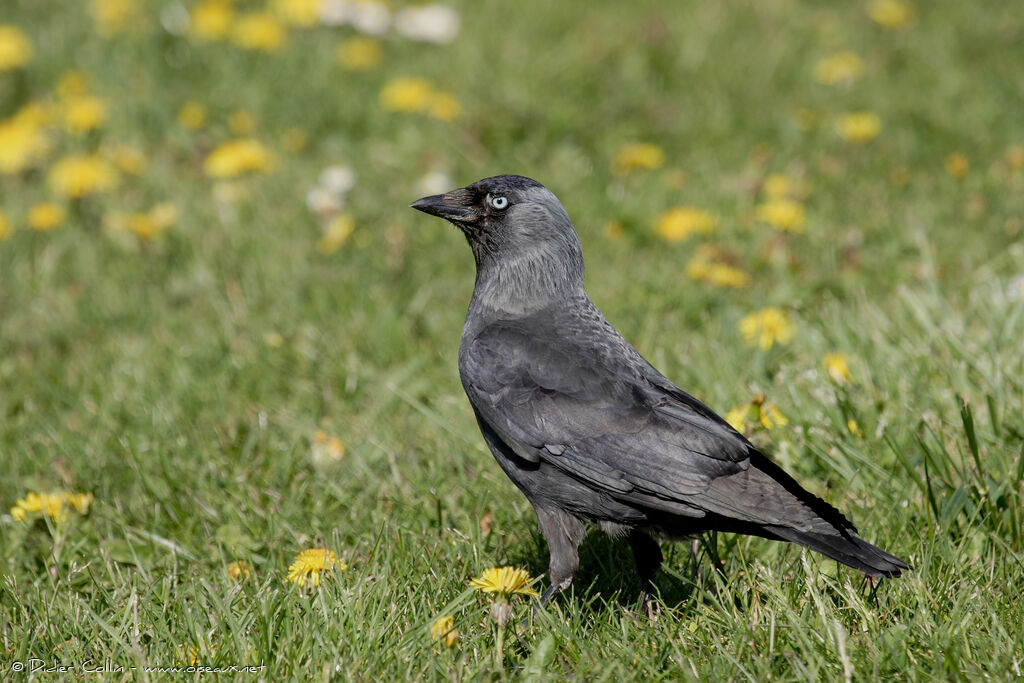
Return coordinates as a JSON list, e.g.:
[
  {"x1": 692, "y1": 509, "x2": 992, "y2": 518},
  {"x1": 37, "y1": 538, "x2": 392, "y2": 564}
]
[{"x1": 489, "y1": 195, "x2": 509, "y2": 210}]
